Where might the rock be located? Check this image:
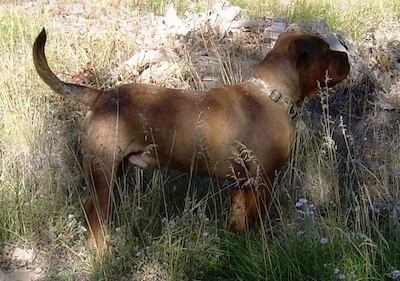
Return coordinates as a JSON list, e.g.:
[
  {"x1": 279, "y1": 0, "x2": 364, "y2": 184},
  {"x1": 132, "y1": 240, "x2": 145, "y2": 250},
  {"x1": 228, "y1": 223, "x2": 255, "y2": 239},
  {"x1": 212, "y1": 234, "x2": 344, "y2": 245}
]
[
  {"x1": 124, "y1": 50, "x2": 164, "y2": 69},
  {"x1": 210, "y1": 0, "x2": 242, "y2": 36},
  {"x1": 138, "y1": 61, "x2": 185, "y2": 88},
  {"x1": 324, "y1": 33, "x2": 350, "y2": 53},
  {"x1": 0, "y1": 269, "x2": 44, "y2": 281},
  {"x1": 164, "y1": 3, "x2": 182, "y2": 29},
  {"x1": 11, "y1": 247, "x2": 35, "y2": 263},
  {"x1": 230, "y1": 19, "x2": 269, "y2": 29}
]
